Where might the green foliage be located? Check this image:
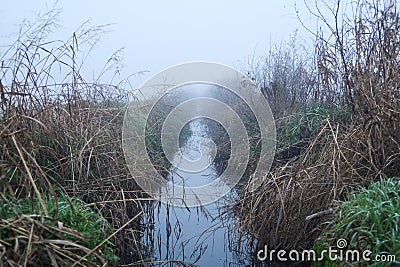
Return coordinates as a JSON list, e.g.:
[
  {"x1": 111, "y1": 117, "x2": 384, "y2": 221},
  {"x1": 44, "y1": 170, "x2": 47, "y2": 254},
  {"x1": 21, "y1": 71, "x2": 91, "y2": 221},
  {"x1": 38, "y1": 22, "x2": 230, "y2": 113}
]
[
  {"x1": 0, "y1": 193, "x2": 119, "y2": 266},
  {"x1": 318, "y1": 177, "x2": 400, "y2": 266},
  {"x1": 276, "y1": 103, "x2": 351, "y2": 149},
  {"x1": 312, "y1": 239, "x2": 341, "y2": 267}
]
